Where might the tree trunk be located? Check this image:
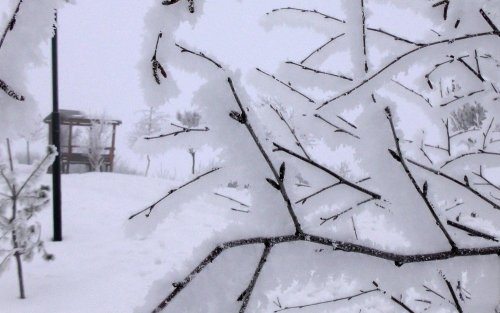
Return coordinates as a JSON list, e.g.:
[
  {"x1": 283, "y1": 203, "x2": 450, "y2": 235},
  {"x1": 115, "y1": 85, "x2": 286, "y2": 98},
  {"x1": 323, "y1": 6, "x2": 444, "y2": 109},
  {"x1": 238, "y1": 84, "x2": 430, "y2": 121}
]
[
  {"x1": 189, "y1": 149, "x2": 195, "y2": 175},
  {"x1": 26, "y1": 140, "x2": 31, "y2": 165},
  {"x1": 145, "y1": 154, "x2": 151, "y2": 177}
]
